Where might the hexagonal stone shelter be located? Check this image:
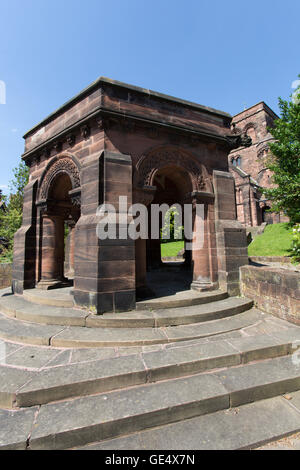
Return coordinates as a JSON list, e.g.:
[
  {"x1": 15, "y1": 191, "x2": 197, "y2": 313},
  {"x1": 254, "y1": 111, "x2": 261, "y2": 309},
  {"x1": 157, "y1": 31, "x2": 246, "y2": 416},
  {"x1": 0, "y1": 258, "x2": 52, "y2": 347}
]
[{"x1": 13, "y1": 77, "x2": 250, "y2": 313}]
